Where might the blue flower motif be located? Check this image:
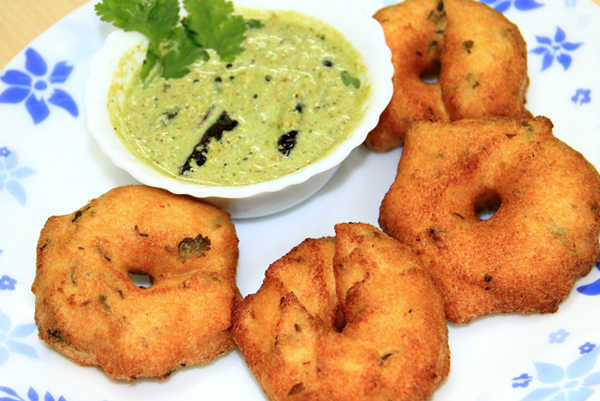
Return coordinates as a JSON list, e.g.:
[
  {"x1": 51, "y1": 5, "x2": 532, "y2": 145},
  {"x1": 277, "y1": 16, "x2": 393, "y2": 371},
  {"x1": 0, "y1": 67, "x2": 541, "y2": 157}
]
[
  {"x1": 0, "y1": 147, "x2": 11, "y2": 157},
  {"x1": 0, "y1": 275, "x2": 17, "y2": 291},
  {"x1": 577, "y1": 263, "x2": 600, "y2": 296},
  {"x1": 550, "y1": 329, "x2": 570, "y2": 344},
  {"x1": 519, "y1": 345, "x2": 600, "y2": 401},
  {"x1": 571, "y1": 89, "x2": 591, "y2": 105},
  {"x1": 580, "y1": 343, "x2": 597, "y2": 355},
  {"x1": 0, "y1": 311, "x2": 39, "y2": 364},
  {"x1": 565, "y1": 0, "x2": 577, "y2": 7},
  {"x1": 531, "y1": 27, "x2": 583, "y2": 71},
  {"x1": 0, "y1": 386, "x2": 66, "y2": 401},
  {"x1": 0, "y1": 149, "x2": 35, "y2": 206},
  {"x1": 0, "y1": 48, "x2": 78, "y2": 125},
  {"x1": 513, "y1": 373, "x2": 534, "y2": 388},
  {"x1": 479, "y1": 0, "x2": 544, "y2": 12}
]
